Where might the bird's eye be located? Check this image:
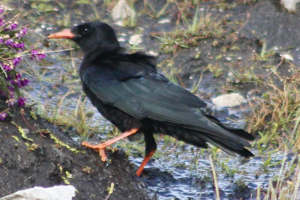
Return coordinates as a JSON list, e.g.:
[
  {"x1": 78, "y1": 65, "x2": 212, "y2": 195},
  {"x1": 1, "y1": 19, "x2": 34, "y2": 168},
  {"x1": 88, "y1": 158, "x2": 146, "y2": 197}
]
[{"x1": 82, "y1": 28, "x2": 89, "y2": 35}]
